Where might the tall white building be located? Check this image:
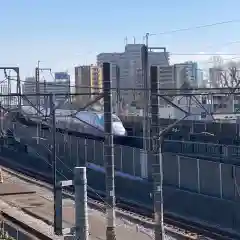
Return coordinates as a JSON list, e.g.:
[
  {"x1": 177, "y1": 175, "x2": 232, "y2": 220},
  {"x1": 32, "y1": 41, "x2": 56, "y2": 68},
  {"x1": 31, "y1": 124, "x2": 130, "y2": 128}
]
[
  {"x1": 209, "y1": 67, "x2": 222, "y2": 87},
  {"x1": 157, "y1": 62, "x2": 207, "y2": 119},
  {"x1": 97, "y1": 44, "x2": 169, "y2": 106}
]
